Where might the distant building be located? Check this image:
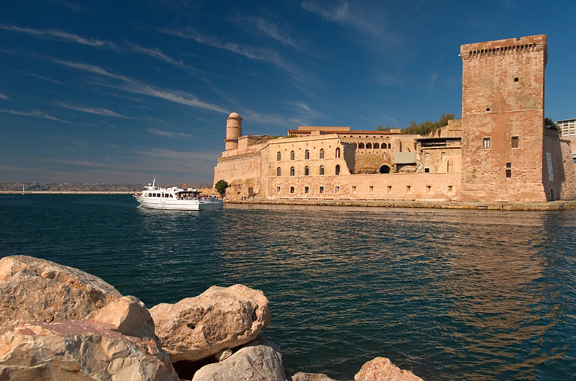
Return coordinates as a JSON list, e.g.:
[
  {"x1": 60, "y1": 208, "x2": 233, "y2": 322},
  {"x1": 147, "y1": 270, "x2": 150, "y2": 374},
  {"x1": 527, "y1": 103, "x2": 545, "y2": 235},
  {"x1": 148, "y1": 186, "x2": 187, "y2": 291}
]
[
  {"x1": 214, "y1": 35, "x2": 576, "y2": 203},
  {"x1": 557, "y1": 119, "x2": 576, "y2": 164}
]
